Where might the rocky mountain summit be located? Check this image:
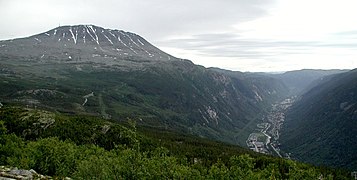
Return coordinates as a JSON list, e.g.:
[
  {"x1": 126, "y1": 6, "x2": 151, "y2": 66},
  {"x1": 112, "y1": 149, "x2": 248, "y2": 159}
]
[{"x1": 0, "y1": 25, "x2": 176, "y2": 70}]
